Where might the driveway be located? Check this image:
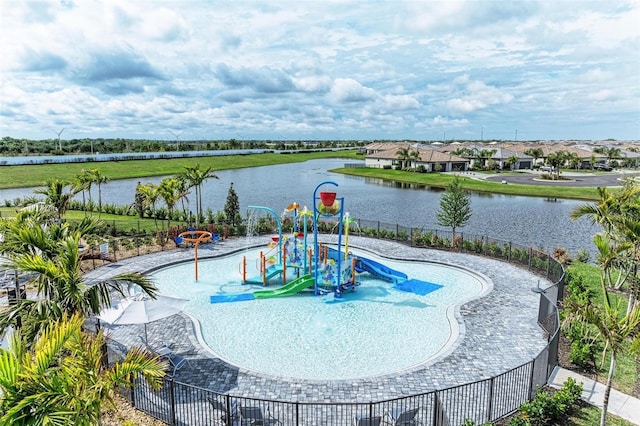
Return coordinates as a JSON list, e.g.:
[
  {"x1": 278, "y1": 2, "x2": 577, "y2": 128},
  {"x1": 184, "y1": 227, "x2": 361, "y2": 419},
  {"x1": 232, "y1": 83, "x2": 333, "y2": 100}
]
[{"x1": 483, "y1": 170, "x2": 640, "y2": 187}]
